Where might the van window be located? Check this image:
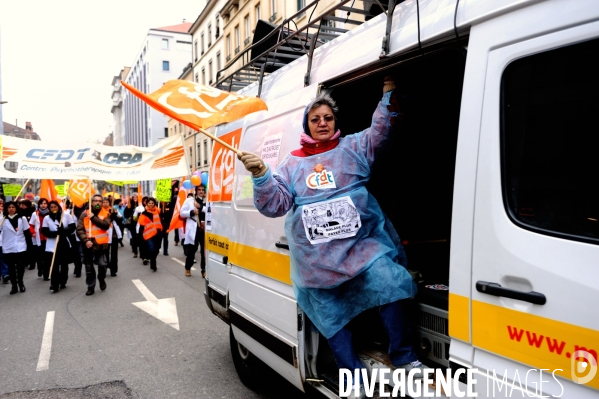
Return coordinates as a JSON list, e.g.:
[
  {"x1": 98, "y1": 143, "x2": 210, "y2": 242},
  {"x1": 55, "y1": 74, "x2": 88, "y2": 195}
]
[{"x1": 502, "y1": 38, "x2": 599, "y2": 244}]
